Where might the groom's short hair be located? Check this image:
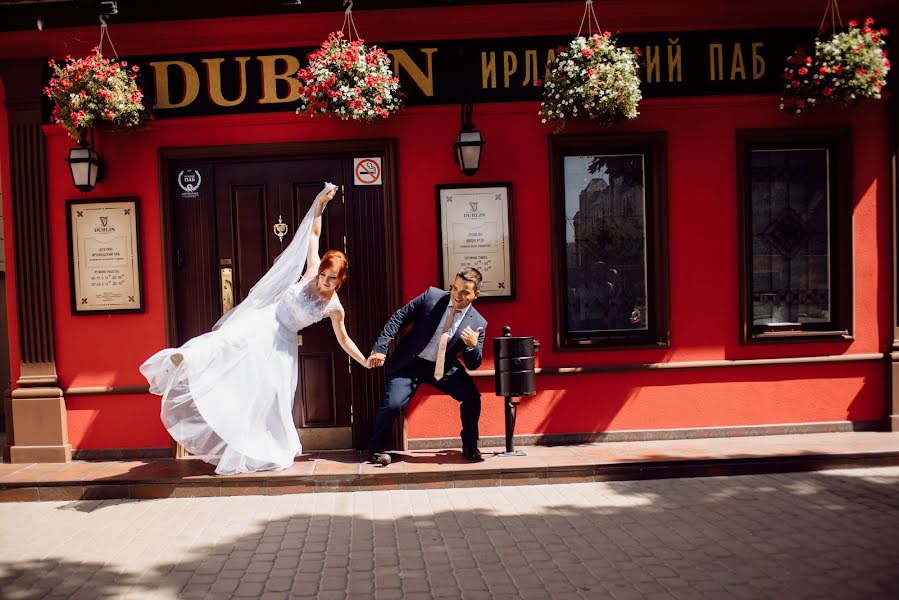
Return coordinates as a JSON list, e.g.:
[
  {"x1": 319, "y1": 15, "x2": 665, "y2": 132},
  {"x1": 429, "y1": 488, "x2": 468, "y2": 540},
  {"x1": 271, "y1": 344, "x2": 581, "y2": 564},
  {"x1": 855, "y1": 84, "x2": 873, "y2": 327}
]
[{"x1": 456, "y1": 267, "x2": 483, "y2": 291}]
